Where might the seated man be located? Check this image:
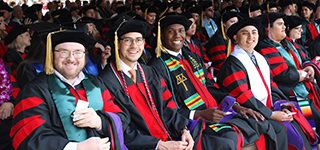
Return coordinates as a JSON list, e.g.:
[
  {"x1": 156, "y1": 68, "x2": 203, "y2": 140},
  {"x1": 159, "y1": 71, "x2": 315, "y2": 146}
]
[
  {"x1": 10, "y1": 30, "x2": 127, "y2": 150},
  {"x1": 99, "y1": 19, "x2": 238, "y2": 150},
  {"x1": 218, "y1": 17, "x2": 317, "y2": 149},
  {"x1": 149, "y1": 14, "x2": 281, "y2": 149},
  {"x1": 255, "y1": 13, "x2": 320, "y2": 149}
]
